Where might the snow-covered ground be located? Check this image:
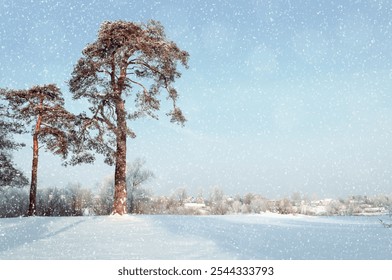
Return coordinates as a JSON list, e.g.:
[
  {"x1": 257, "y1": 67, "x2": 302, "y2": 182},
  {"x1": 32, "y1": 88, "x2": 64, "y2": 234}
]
[{"x1": 0, "y1": 214, "x2": 391, "y2": 260}]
